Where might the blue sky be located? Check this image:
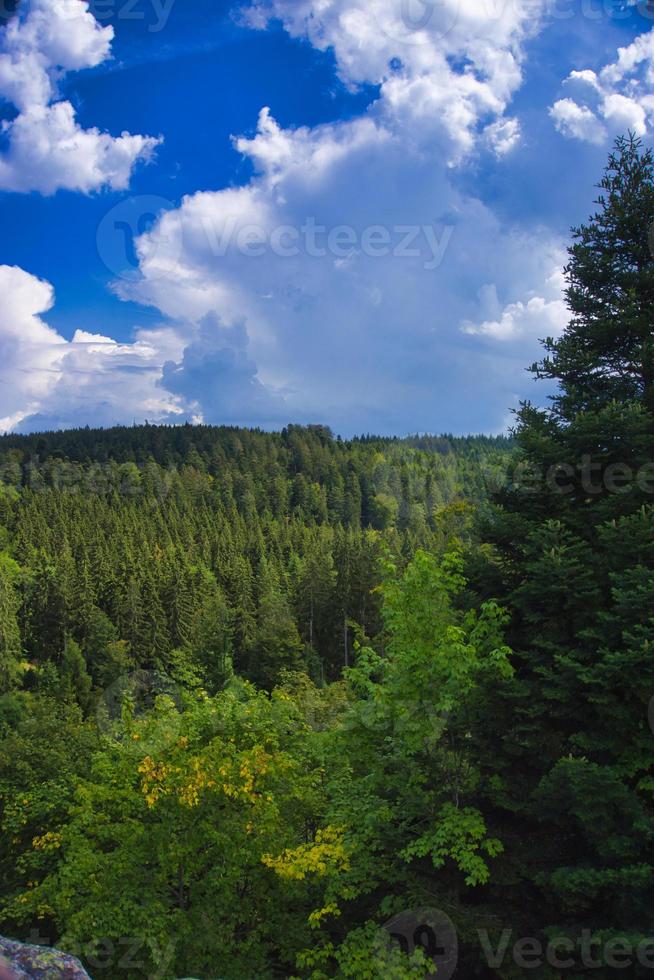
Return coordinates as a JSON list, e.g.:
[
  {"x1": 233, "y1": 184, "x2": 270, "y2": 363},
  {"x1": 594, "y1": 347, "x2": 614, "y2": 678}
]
[{"x1": 0, "y1": 0, "x2": 652, "y2": 435}]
